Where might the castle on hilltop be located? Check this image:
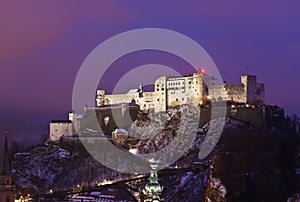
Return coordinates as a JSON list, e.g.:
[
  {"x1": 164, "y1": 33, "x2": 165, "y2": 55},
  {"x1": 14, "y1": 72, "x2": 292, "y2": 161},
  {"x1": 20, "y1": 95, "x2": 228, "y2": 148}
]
[
  {"x1": 49, "y1": 71, "x2": 265, "y2": 141},
  {"x1": 96, "y1": 71, "x2": 265, "y2": 112}
]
